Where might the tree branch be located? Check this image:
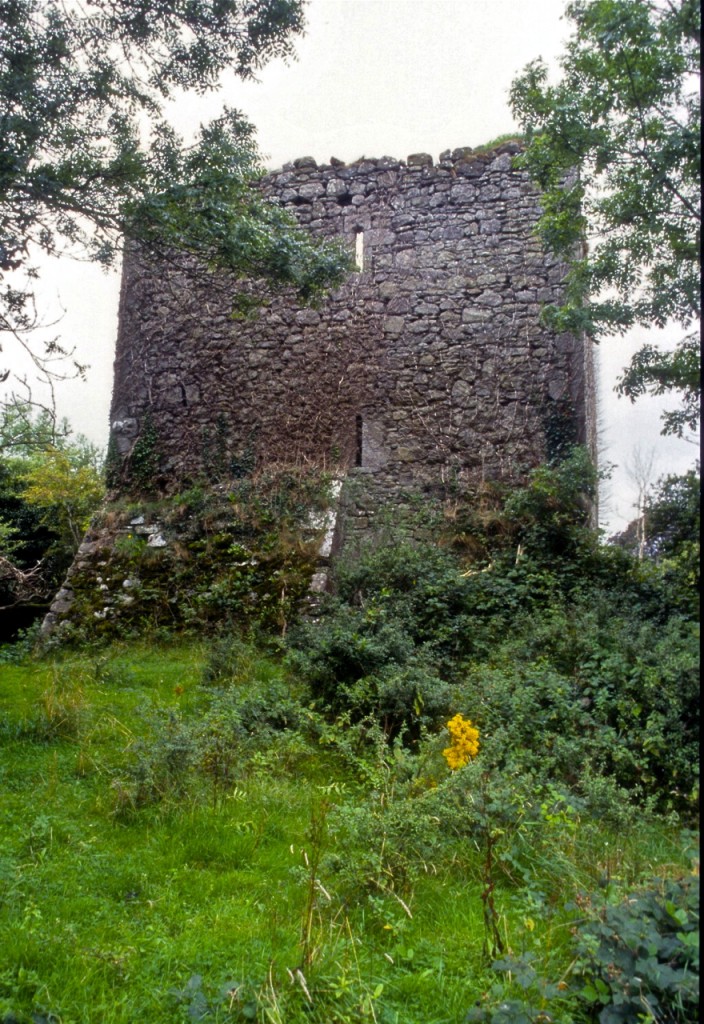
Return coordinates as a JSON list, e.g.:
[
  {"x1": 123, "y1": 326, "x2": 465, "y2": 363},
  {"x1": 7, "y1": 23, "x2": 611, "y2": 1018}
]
[{"x1": 622, "y1": 54, "x2": 701, "y2": 223}]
